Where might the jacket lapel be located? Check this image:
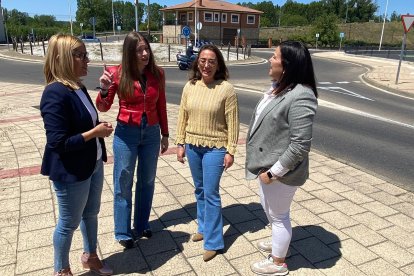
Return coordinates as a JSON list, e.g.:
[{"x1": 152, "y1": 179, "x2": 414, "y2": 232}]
[{"x1": 248, "y1": 94, "x2": 285, "y2": 140}]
